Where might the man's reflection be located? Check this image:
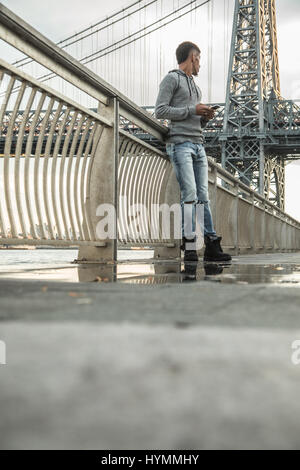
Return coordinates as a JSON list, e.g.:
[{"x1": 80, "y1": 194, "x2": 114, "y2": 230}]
[{"x1": 182, "y1": 261, "x2": 232, "y2": 282}]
